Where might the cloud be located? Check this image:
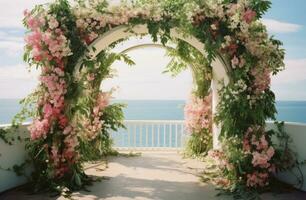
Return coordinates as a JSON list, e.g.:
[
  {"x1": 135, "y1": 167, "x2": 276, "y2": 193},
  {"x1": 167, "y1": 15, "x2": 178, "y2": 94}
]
[
  {"x1": 0, "y1": 31, "x2": 23, "y2": 42},
  {"x1": 0, "y1": 41, "x2": 24, "y2": 57},
  {"x1": 102, "y1": 47, "x2": 193, "y2": 100},
  {"x1": 272, "y1": 58, "x2": 306, "y2": 85},
  {"x1": 0, "y1": 30, "x2": 24, "y2": 57},
  {"x1": 262, "y1": 19, "x2": 302, "y2": 33},
  {"x1": 0, "y1": 64, "x2": 39, "y2": 80},
  {"x1": 0, "y1": 64, "x2": 40, "y2": 98},
  {"x1": 0, "y1": 0, "x2": 50, "y2": 29}
]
